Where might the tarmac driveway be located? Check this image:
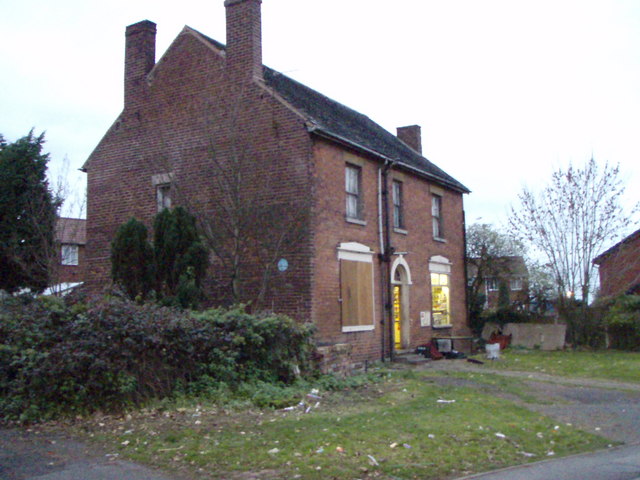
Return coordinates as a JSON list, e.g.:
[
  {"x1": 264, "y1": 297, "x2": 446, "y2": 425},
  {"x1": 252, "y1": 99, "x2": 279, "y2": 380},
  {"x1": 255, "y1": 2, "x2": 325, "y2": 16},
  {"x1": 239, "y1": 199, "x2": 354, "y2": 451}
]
[
  {"x1": 0, "y1": 427, "x2": 179, "y2": 480},
  {"x1": 423, "y1": 360, "x2": 640, "y2": 445}
]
